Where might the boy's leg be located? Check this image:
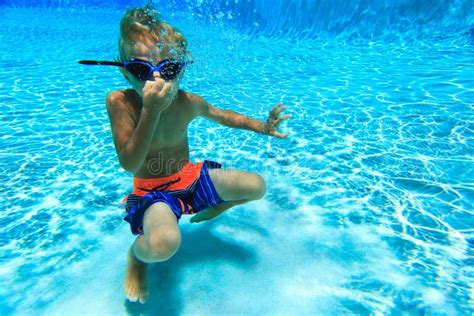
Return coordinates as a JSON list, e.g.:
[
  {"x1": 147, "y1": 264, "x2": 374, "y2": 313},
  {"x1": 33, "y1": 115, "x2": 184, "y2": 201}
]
[
  {"x1": 133, "y1": 202, "x2": 182, "y2": 263},
  {"x1": 125, "y1": 202, "x2": 182, "y2": 303},
  {"x1": 190, "y1": 199, "x2": 247, "y2": 223},
  {"x1": 209, "y1": 169, "x2": 266, "y2": 201},
  {"x1": 190, "y1": 169, "x2": 266, "y2": 223}
]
